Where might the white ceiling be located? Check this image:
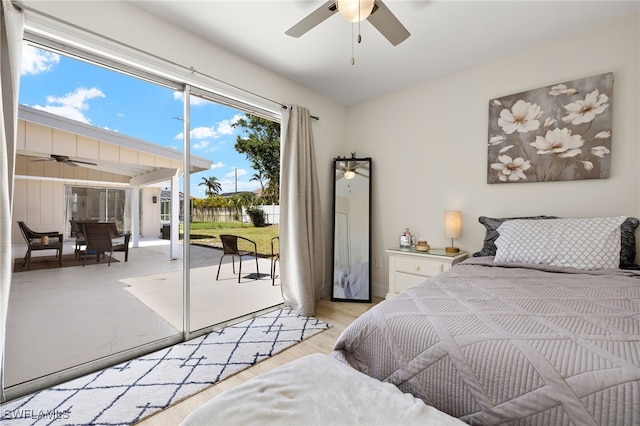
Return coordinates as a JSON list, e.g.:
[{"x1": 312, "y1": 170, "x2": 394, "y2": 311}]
[{"x1": 131, "y1": 1, "x2": 639, "y2": 106}]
